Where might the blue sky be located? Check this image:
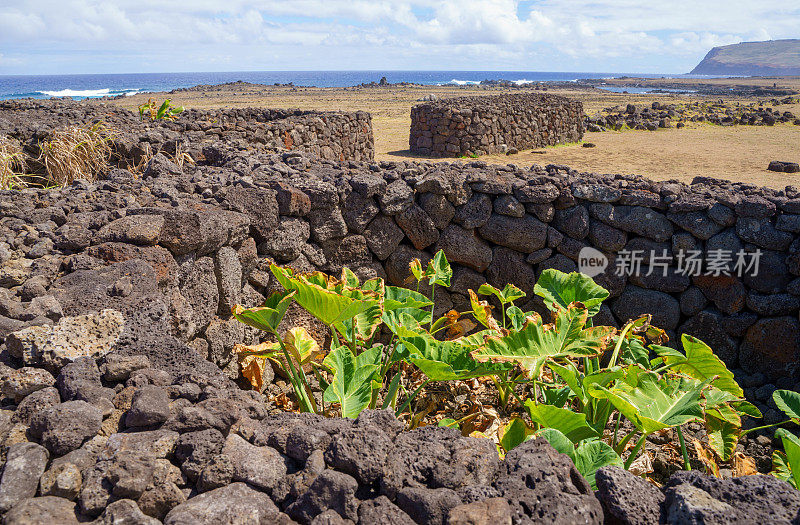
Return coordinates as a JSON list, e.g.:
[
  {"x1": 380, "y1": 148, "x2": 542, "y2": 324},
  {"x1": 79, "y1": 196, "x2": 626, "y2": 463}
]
[{"x1": 1, "y1": 1, "x2": 798, "y2": 75}]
